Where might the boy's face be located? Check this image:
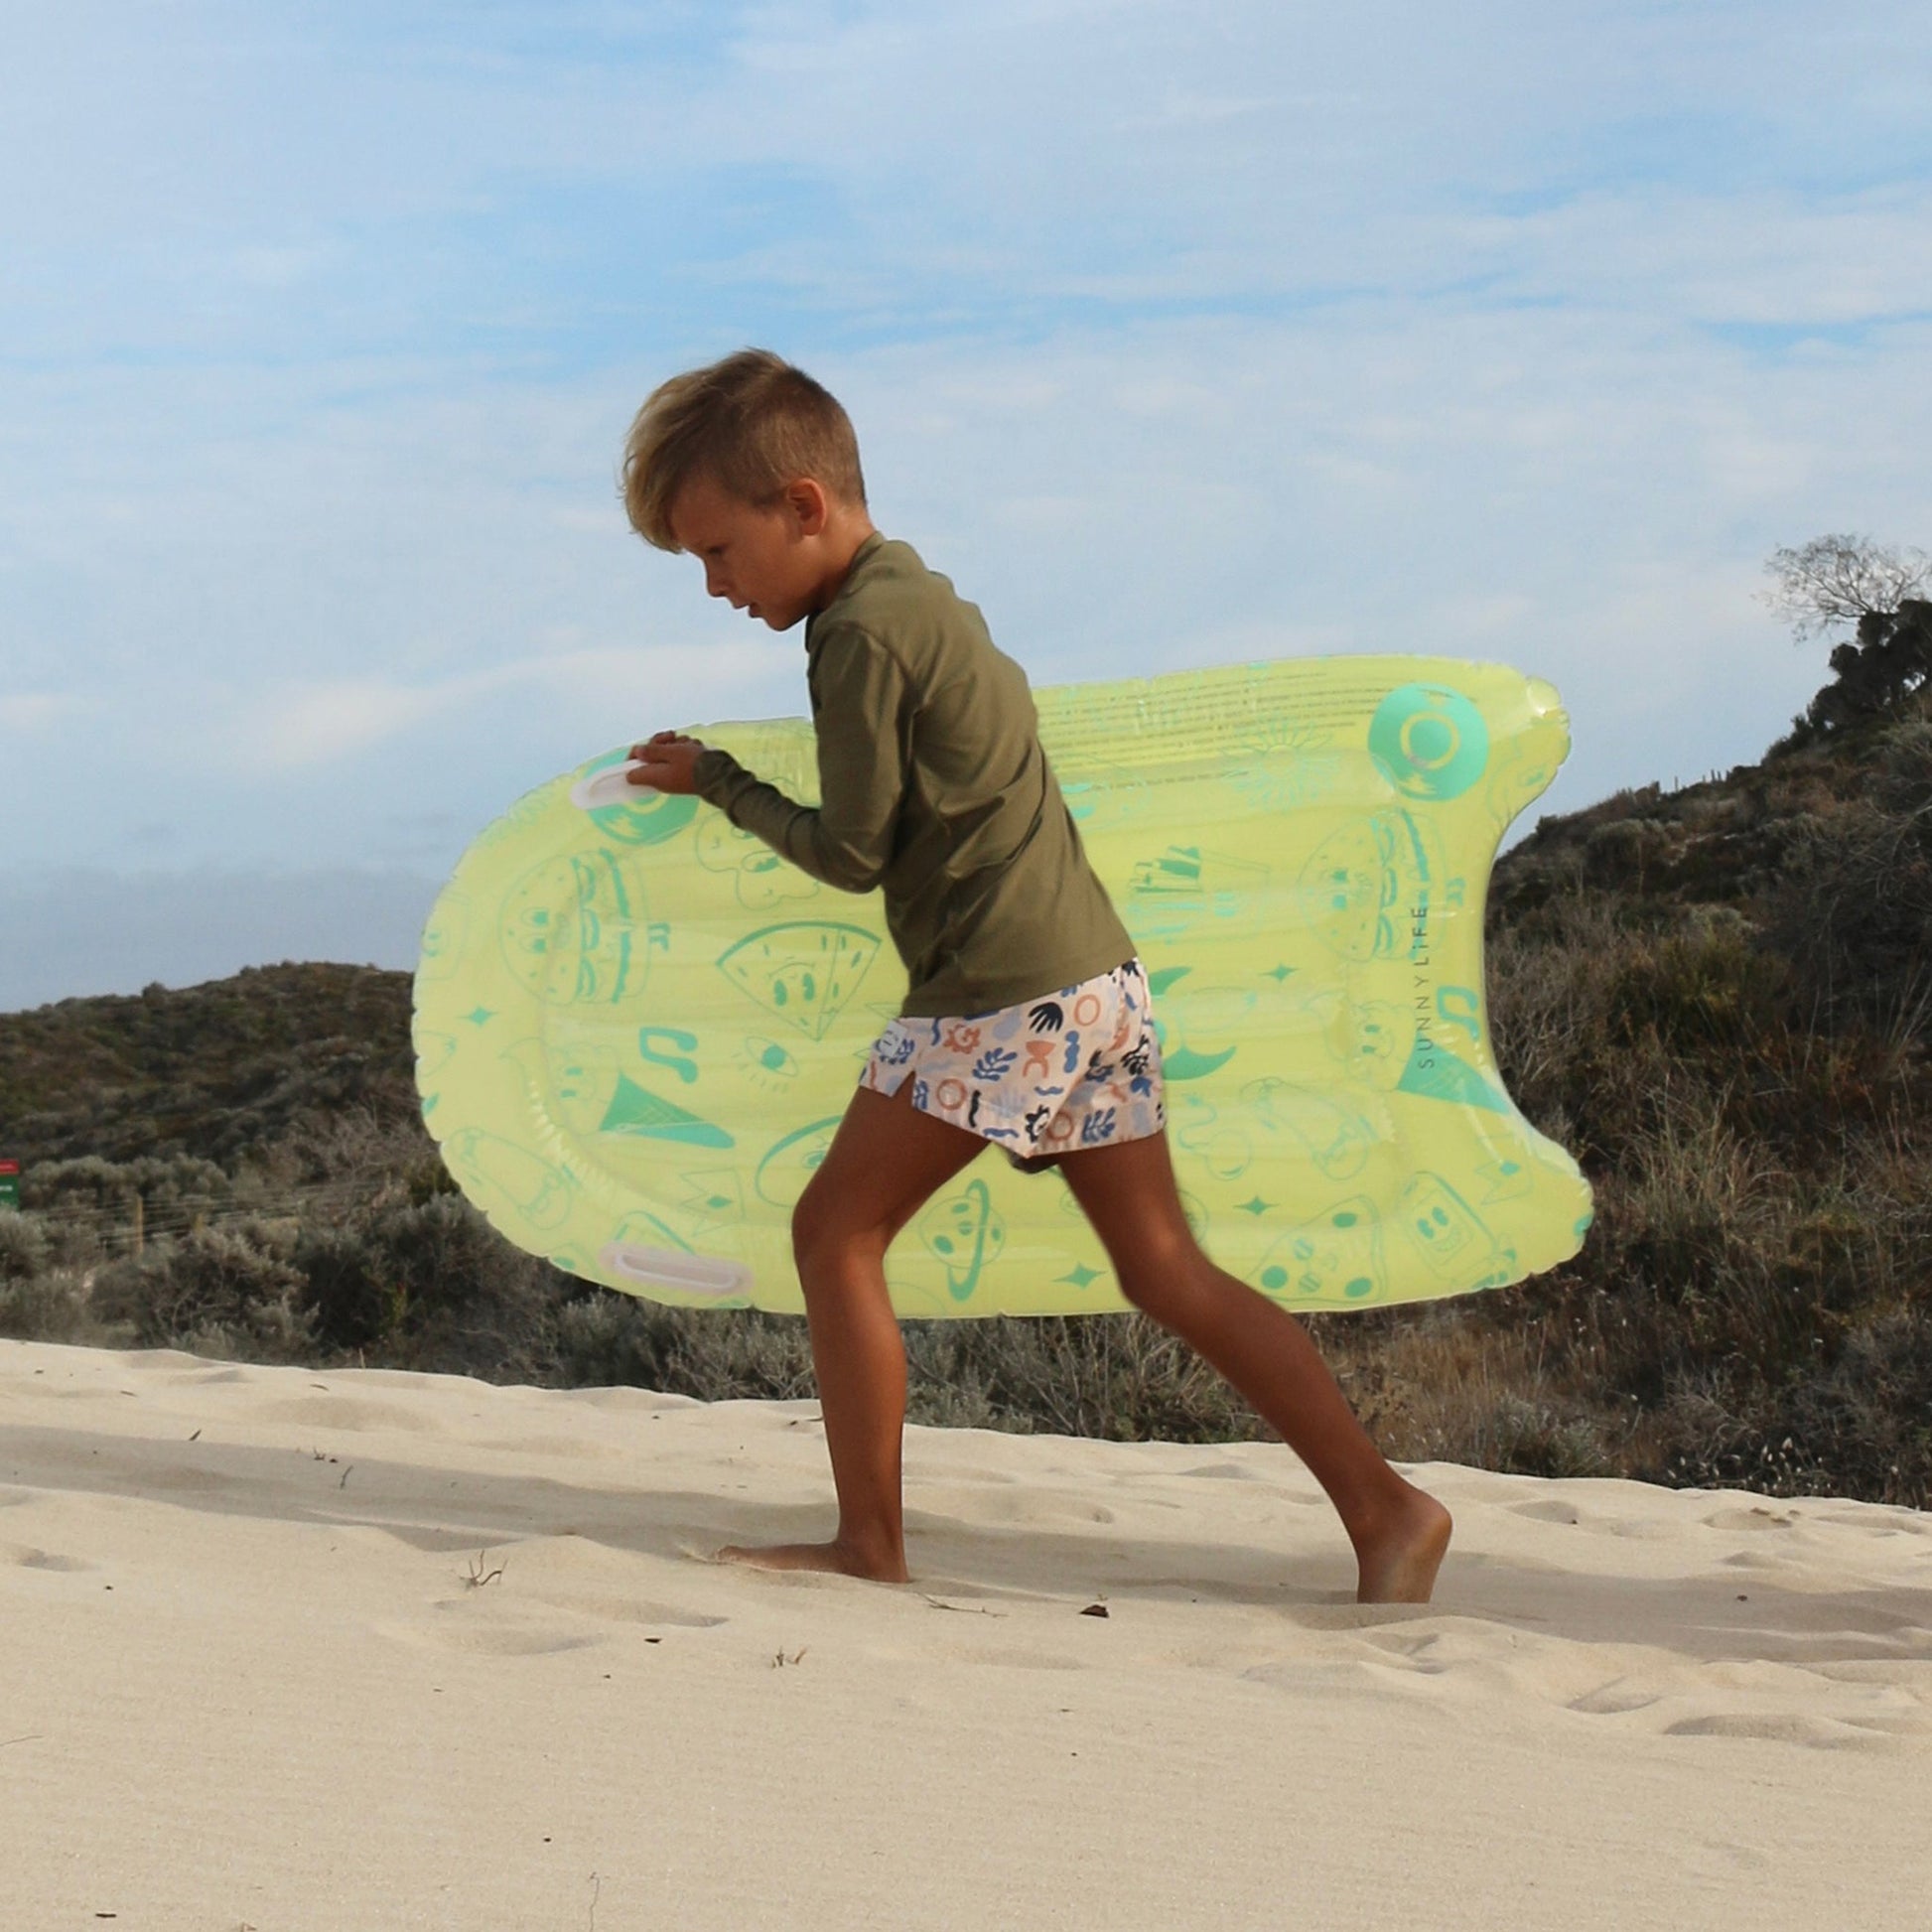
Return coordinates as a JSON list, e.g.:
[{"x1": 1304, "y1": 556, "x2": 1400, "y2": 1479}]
[{"x1": 668, "y1": 473, "x2": 826, "y2": 631}]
